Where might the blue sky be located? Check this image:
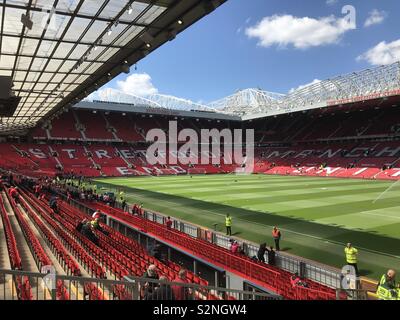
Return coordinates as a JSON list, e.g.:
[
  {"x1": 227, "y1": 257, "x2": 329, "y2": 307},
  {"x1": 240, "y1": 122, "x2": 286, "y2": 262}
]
[{"x1": 98, "y1": 0, "x2": 400, "y2": 104}]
